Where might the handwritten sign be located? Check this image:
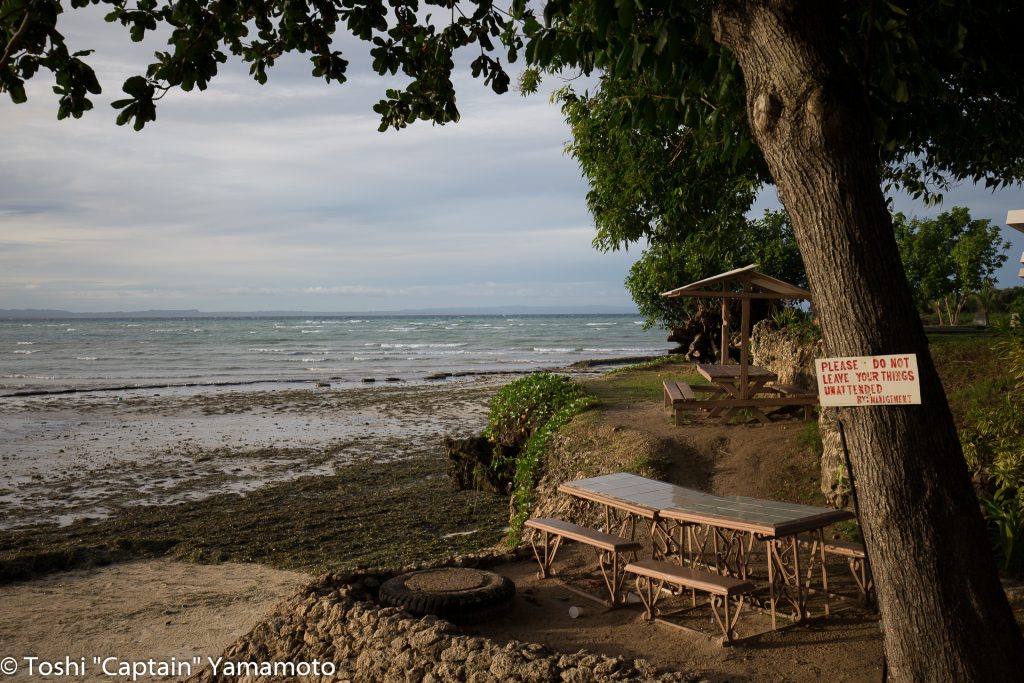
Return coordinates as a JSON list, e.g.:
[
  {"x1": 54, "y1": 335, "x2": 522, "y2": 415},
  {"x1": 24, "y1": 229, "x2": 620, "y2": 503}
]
[{"x1": 815, "y1": 354, "x2": 921, "y2": 407}]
